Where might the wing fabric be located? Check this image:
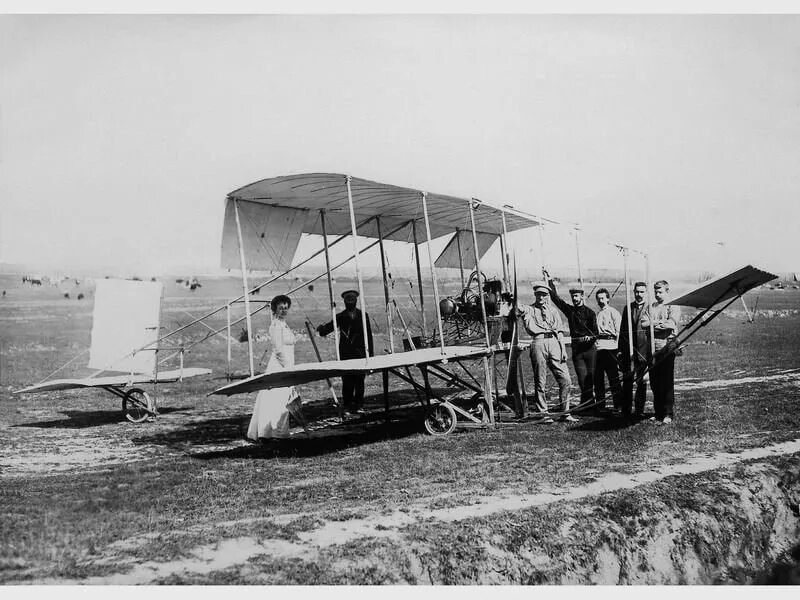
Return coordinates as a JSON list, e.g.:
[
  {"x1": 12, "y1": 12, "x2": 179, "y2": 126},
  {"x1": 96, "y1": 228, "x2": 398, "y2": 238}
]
[
  {"x1": 211, "y1": 346, "x2": 489, "y2": 396},
  {"x1": 668, "y1": 265, "x2": 777, "y2": 309}
]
